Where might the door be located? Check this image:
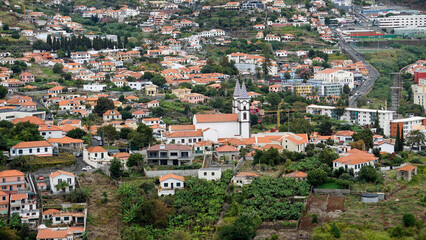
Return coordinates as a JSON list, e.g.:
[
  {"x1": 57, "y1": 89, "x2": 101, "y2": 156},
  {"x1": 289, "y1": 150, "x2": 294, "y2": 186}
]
[{"x1": 171, "y1": 183, "x2": 174, "y2": 189}]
